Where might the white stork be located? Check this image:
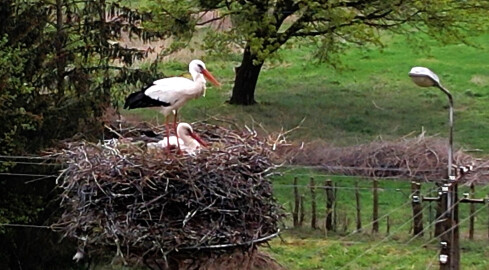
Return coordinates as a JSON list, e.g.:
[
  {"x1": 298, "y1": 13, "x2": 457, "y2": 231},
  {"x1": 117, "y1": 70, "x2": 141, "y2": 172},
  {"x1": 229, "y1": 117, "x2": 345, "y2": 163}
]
[
  {"x1": 147, "y1": 122, "x2": 207, "y2": 155},
  {"x1": 124, "y1": 59, "x2": 220, "y2": 151}
]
